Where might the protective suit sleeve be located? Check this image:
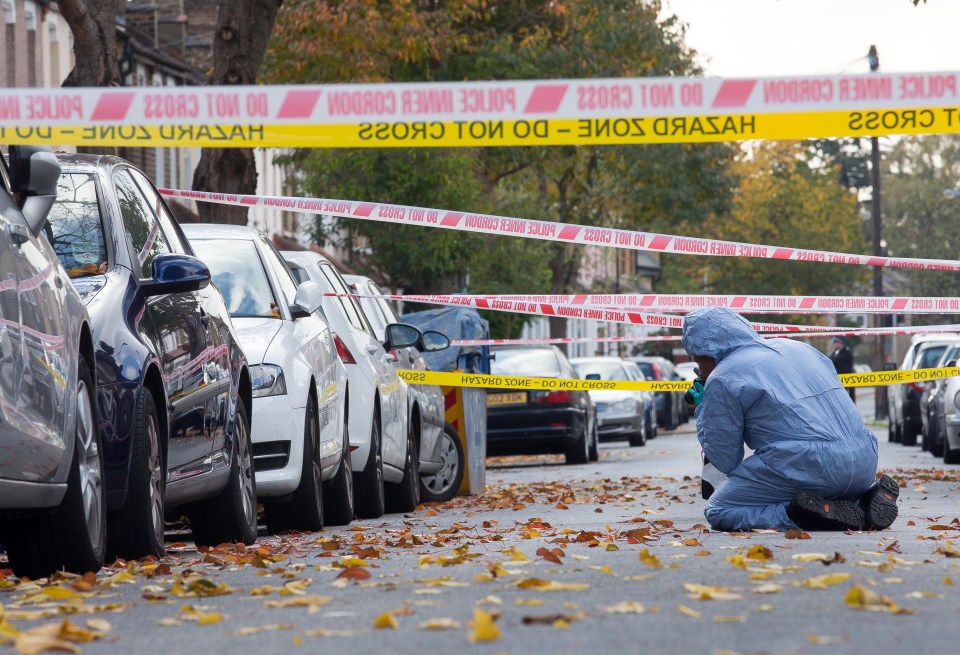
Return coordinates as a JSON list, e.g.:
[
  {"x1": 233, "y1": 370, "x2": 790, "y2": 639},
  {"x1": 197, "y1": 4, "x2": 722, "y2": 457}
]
[{"x1": 697, "y1": 380, "x2": 745, "y2": 474}]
